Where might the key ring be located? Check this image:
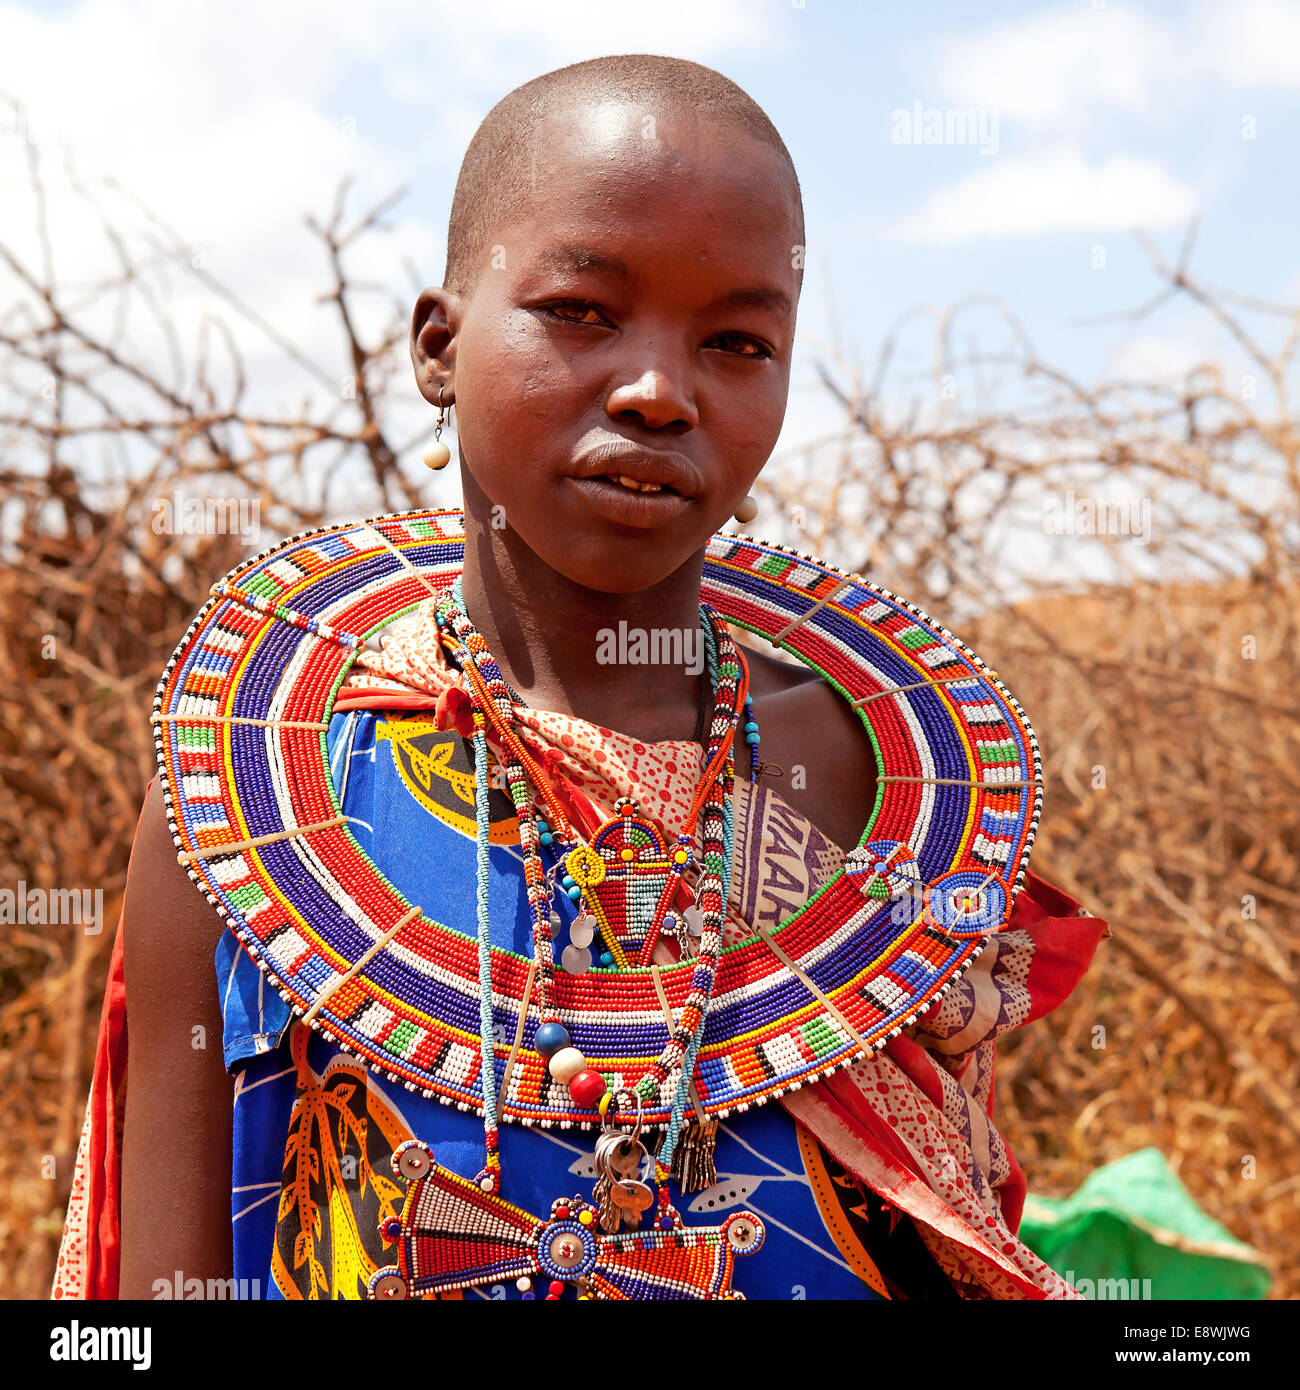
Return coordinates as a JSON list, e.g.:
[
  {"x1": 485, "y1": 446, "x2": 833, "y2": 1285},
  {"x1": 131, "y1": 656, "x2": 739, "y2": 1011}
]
[{"x1": 601, "y1": 1086, "x2": 643, "y2": 1143}]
